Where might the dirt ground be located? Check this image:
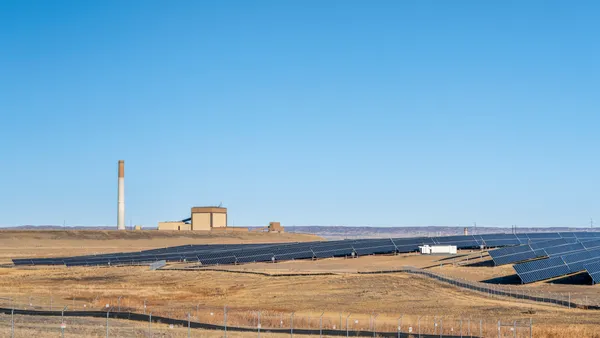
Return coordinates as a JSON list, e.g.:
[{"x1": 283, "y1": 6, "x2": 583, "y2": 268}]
[
  {"x1": 0, "y1": 230, "x2": 321, "y2": 263},
  {"x1": 0, "y1": 231, "x2": 599, "y2": 337}
]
